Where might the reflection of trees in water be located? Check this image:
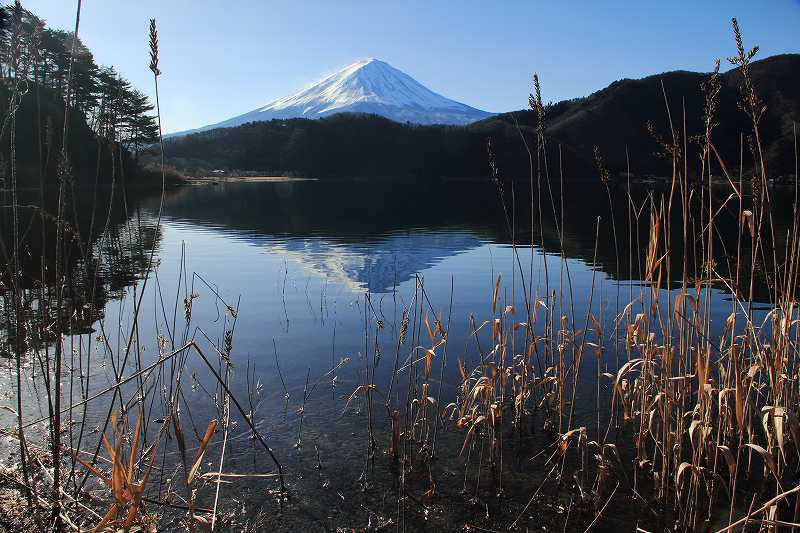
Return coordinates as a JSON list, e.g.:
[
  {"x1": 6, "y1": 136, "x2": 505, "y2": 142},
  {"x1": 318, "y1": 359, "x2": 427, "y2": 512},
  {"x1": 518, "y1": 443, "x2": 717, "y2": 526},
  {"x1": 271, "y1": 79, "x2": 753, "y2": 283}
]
[
  {"x1": 156, "y1": 180, "x2": 795, "y2": 298},
  {"x1": 0, "y1": 190, "x2": 159, "y2": 356}
]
